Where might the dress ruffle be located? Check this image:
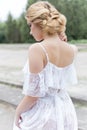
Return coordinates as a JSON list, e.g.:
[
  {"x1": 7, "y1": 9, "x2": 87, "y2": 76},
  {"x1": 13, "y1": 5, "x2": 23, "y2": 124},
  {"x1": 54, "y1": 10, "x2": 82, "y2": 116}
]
[{"x1": 22, "y1": 61, "x2": 77, "y2": 97}]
